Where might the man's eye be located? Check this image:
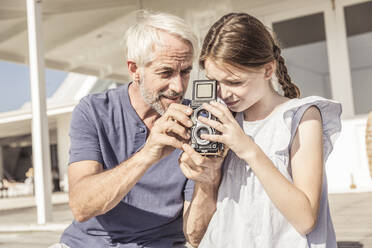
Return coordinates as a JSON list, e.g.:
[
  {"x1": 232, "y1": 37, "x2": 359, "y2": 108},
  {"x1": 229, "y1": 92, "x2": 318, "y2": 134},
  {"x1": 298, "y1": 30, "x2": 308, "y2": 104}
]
[
  {"x1": 181, "y1": 69, "x2": 191, "y2": 75},
  {"x1": 160, "y1": 71, "x2": 173, "y2": 77}
]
